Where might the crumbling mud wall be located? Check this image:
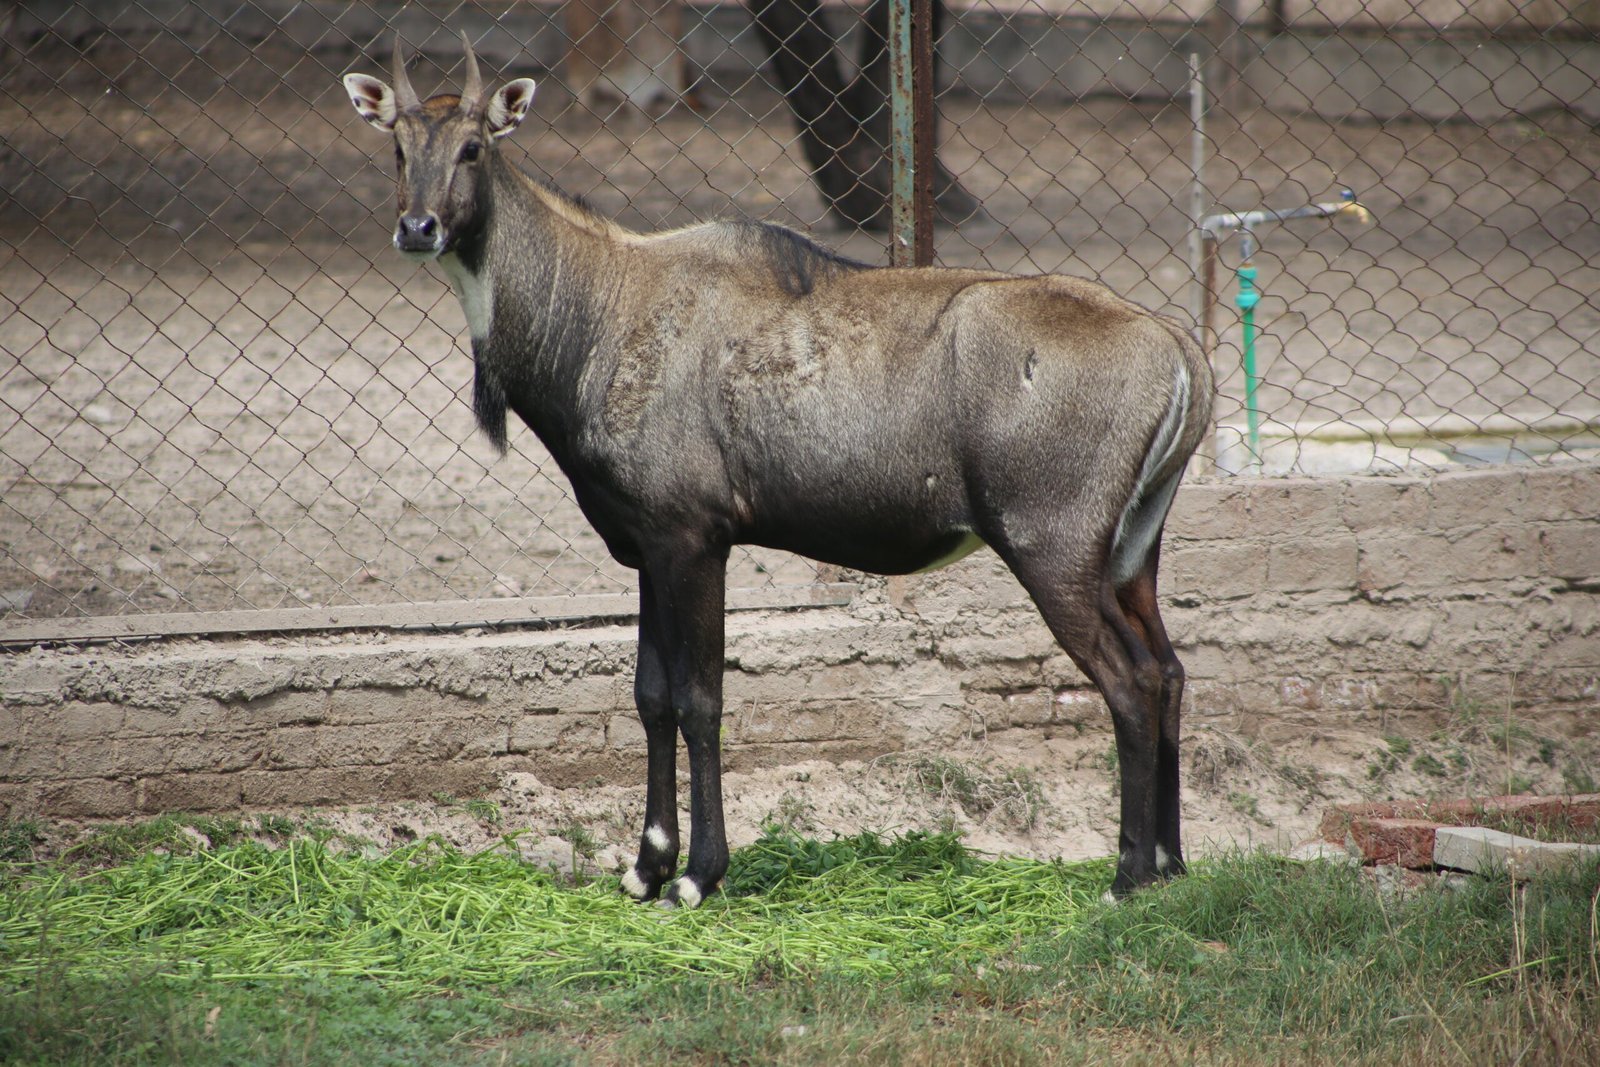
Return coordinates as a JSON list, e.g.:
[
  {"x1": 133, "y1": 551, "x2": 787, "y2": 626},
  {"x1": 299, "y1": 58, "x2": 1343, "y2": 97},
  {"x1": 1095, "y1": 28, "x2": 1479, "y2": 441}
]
[{"x1": 2, "y1": 463, "x2": 1596, "y2": 818}]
